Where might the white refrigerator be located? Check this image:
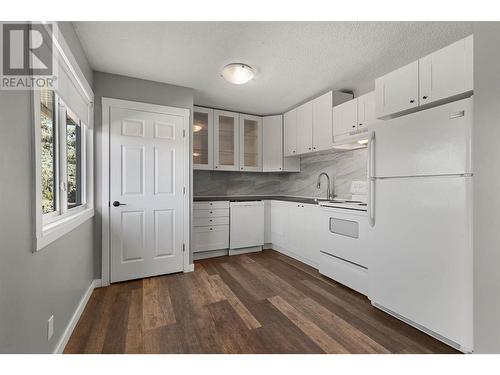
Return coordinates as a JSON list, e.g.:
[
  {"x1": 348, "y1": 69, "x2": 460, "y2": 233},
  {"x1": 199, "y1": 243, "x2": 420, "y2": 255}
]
[{"x1": 367, "y1": 97, "x2": 473, "y2": 352}]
